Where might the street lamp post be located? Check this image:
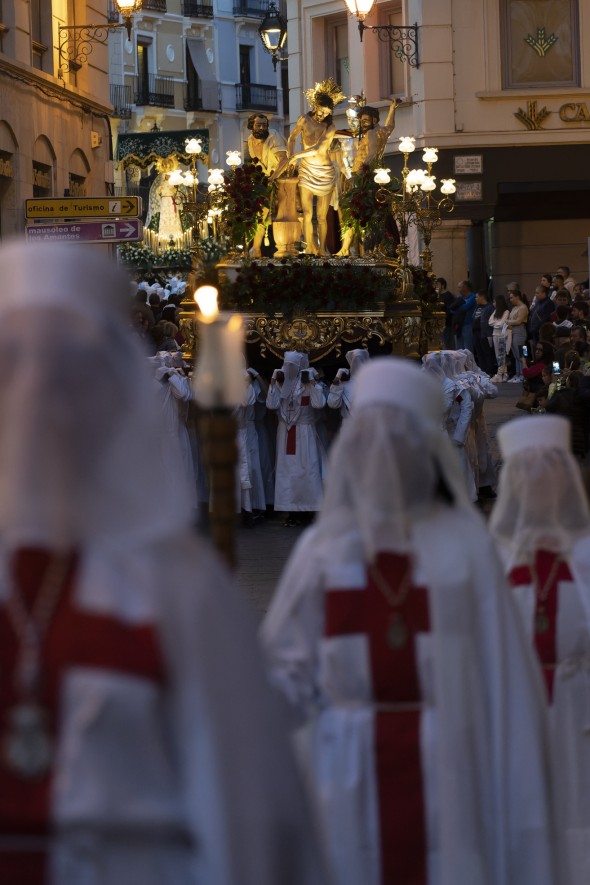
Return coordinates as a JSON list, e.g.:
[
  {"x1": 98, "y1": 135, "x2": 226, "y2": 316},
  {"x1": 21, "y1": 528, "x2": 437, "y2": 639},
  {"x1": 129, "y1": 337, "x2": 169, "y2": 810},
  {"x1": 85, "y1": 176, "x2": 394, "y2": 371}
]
[
  {"x1": 342, "y1": 0, "x2": 419, "y2": 65},
  {"x1": 58, "y1": 0, "x2": 143, "y2": 79},
  {"x1": 258, "y1": 1, "x2": 288, "y2": 71}
]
